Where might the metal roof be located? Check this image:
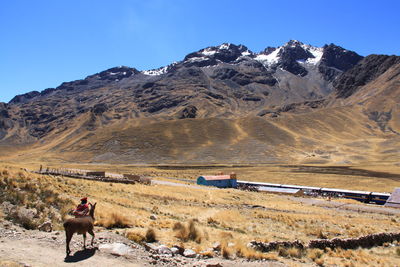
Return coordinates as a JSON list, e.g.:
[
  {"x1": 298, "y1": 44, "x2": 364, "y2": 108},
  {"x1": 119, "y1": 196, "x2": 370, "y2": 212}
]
[
  {"x1": 200, "y1": 175, "x2": 233, "y2": 181},
  {"x1": 258, "y1": 186, "x2": 300, "y2": 194}
]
